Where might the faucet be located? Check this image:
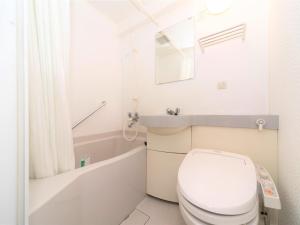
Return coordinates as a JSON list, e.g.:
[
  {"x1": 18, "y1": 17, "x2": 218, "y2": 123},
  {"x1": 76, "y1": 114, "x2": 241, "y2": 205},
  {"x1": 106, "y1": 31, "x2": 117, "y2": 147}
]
[
  {"x1": 128, "y1": 112, "x2": 139, "y2": 128},
  {"x1": 166, "y1": 108, "x2": 180, "y2": 116}
]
